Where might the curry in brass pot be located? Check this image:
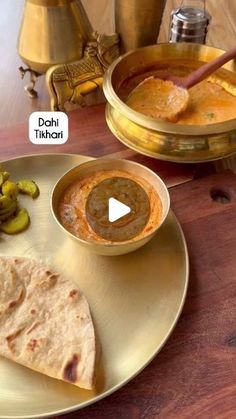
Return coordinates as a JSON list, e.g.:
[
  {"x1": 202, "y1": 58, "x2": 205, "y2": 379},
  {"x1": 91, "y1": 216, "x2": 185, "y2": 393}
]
[
  {"x1": 126, "y1": 46, "x2": 236, "y2": 124},
  {"x1": 126, "y1": 77, "x2": 236, "y2": 124},
  {"x1": 103, "y1": 43, "x2": 236, "y2": 163}
]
